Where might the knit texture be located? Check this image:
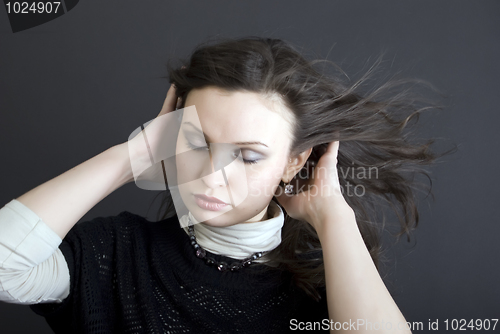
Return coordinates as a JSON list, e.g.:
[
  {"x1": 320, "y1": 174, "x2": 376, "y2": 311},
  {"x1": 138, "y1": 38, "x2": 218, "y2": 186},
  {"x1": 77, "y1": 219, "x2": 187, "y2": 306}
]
[{"x1": 29, "y1": 211, "x2": 329, "y2": 333}]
